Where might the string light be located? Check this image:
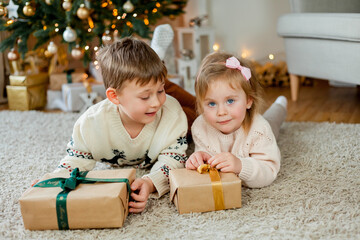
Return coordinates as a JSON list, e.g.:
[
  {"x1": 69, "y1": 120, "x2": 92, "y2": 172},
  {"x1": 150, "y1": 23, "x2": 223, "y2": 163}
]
[
  {"x1": 94, "y1": 46, "x2": 99, "y2": 51},
  {"x1": 156, "y1": 2, "x2": 161, "y2": 7},
  {"x1": 213, "y1": 43, "x2": 219, "y2": 51},
  {"x1": 85, "y1": 45, "x2": 89, "y2": 50},
  {"x1": 88, "y1": 28, "x2": 92, "y2": 32},
  {"x1": 43, "y1": 26, "x2": 47, "y2": 30},
  {"x1": 111, "y1": 24, "x2": 116, "y2": 29},
  {"x1": 112, "y1": 9, "x2": 118, "y2": 16},
  {"x1": 152, "y1": 8, "x2": 157, "y2": 13},
  {"x1": 268, "y1": 54, "x2": 274, "y2": 60},
  {"x1": 133, "y1": 13, "x2": 137, "y2": 17},
  {"x1": 117, "y1": 16, "x2": 121, "y2": 20},
  {"x1": 144, "y1": 18, "x2": 149, "y2": 25},
  {"x1": 55, "y1": 28, "x2": 59, "y2": 32},
  {"x1": 241, "y1": 52, "x2": 247, "y2": 58}
]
